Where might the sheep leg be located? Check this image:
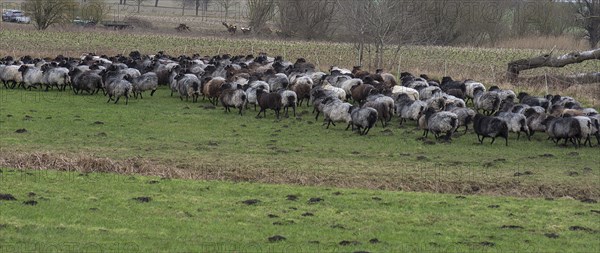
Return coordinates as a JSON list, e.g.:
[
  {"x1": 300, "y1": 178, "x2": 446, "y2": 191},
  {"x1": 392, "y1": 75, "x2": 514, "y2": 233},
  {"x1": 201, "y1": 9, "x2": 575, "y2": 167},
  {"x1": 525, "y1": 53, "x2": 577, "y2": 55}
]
[
  {"x1": 326, "y1": 120, "x2": 332, "y2": 129},
  {"x1": 125, "y1": 95, "x2": 129, "y2": 105},
  {"x1": 345, "y1": 123, "x2": 352, "y2": 131},
  {"x1": 504, "y1": 136, "x2": 508, "y2": 146},
  {"x1": 170, "y1": 90, "x2": 174, "y2": 97},
  {"x1": 275, "y1": 109, "x2": 280, "y2": 119},
  {"x1": 238, "y1": 106, "x2": 243, "y2": 116},
  {"x1": 106, "y1": 95, "x2": 112, "y2": 103},
  {"x1": 516, "y1": 132, "x2": 520, "y2": 140},
  {"x1": 315, "y1": 111, "x2": 320, "y2": 121},
  {"x1": 150, "y1": 90, "x2": 156, "y2": 96},
  {"x1": 256, "y1": 109, "x2": 264, "y2": 118},
  {"x1": 292, "y1": 105, "x2": 296, "y2": 117},
  {"x1": 480, "y1": 136, "x2": 485, "y2": 144},
  {"x1": 491, "y1": 137, "x2": 496, "y2": 144},
  {"x1": 380, "y1": 118, "x2": 385, "y2": 128},
  {"x1": 139, "y1": 92, "x2": 144, "y2": 99},
  {"x1": 114, "y1": 96, "x2": 121, "y2": 104},
  {"x1": 364, "y1": 127, "x2": 372, "y2": 135}
]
